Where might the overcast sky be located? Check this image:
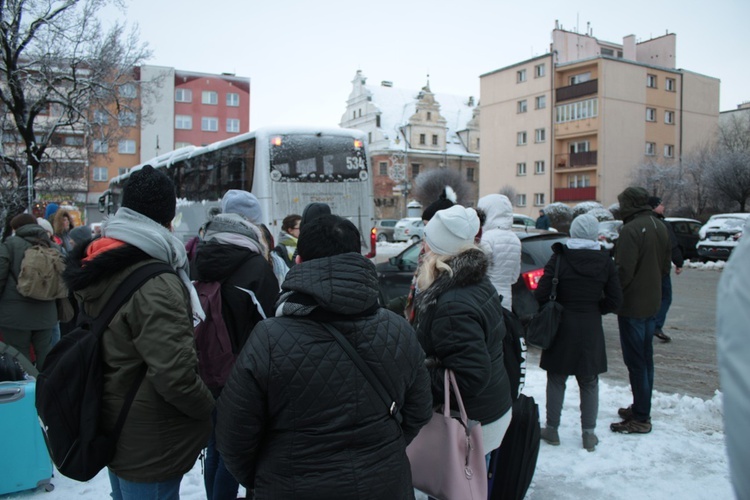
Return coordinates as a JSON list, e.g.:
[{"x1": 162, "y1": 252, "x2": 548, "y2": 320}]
[{"x1": 102, "y1": 0, "x2": 749, "y2": 129}]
